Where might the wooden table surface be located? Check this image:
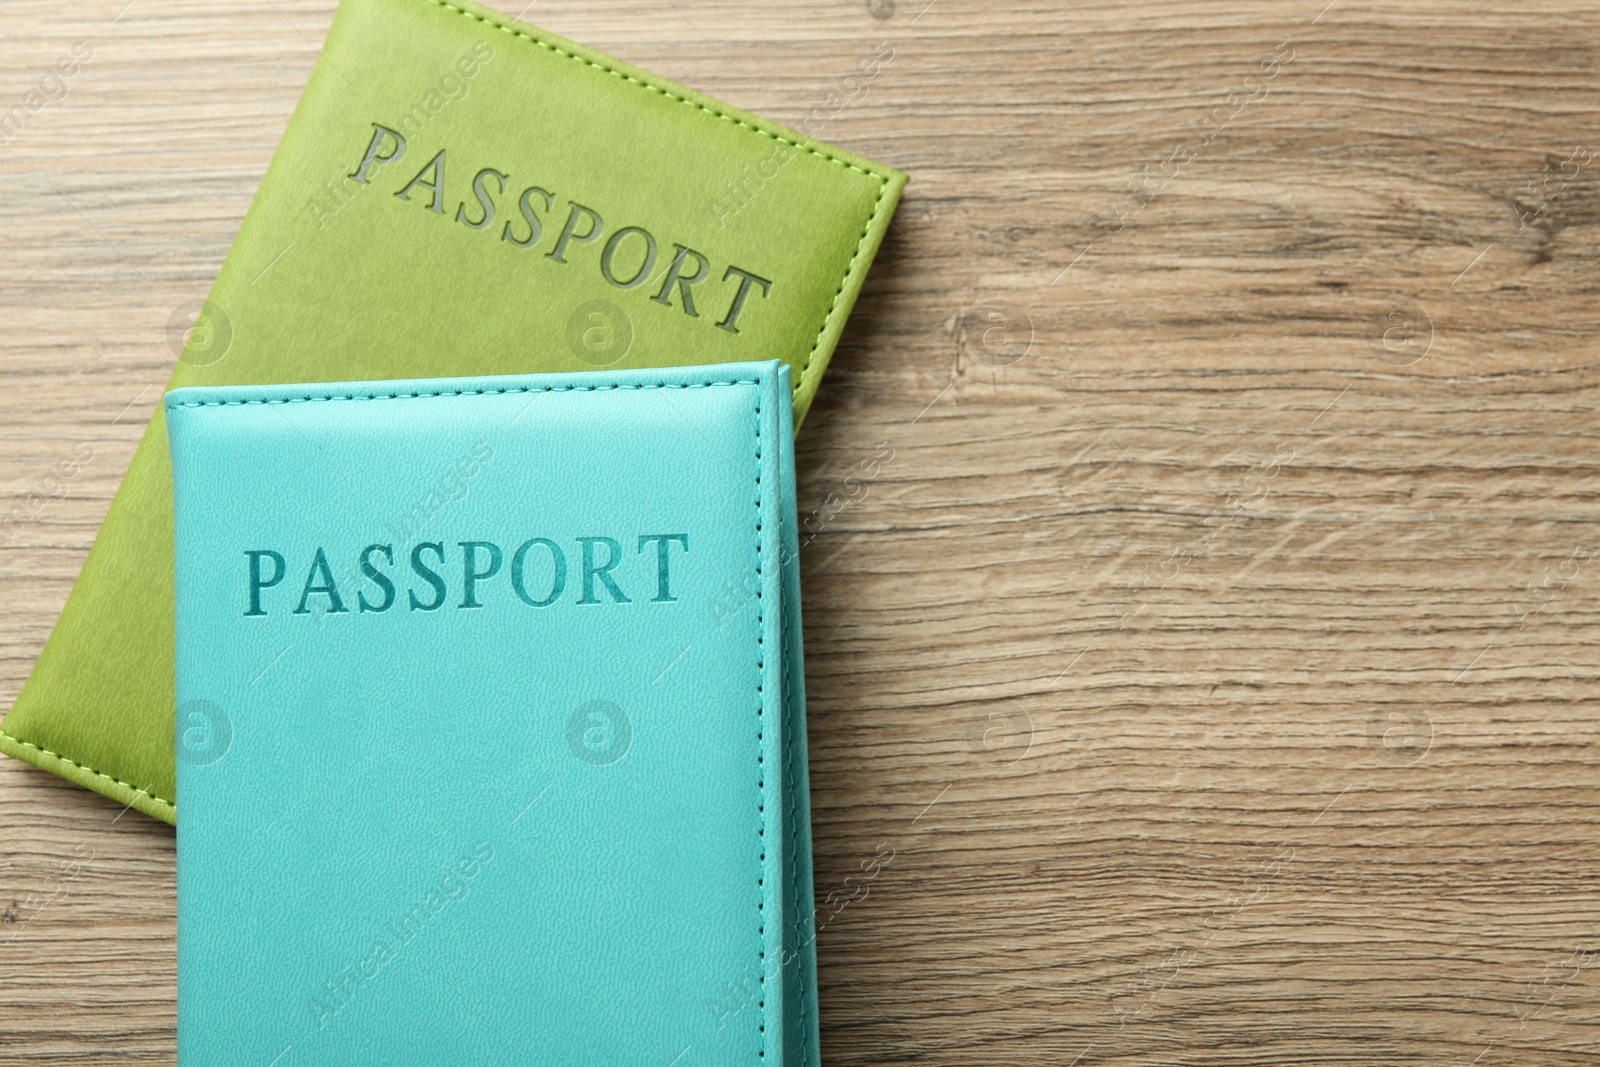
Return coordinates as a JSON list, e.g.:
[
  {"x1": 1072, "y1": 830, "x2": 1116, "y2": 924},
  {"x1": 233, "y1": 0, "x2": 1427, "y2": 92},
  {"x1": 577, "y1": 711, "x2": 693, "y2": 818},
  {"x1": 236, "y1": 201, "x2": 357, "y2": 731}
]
[{"x1": 4, "y1": 0, "x2": 1599, "y2": 1063}]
